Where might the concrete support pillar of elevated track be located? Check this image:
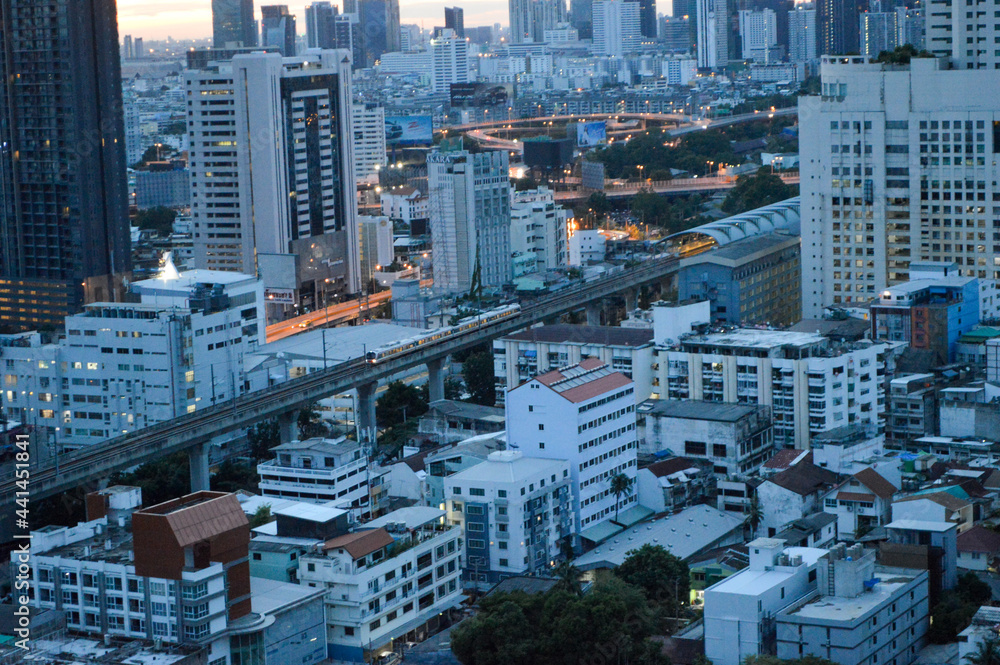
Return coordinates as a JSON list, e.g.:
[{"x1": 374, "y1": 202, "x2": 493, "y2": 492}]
[
  {"x1": 357, "y1": 382, "x2": 378, "y2": 450},
  {"x1": 278, "y1": 410, "x2": 299, "y2": 444},
  {"x1": 585, "y1": 301, "x2": 603, "y2": 326},
  {"x1": 624, "y1": 288, "x2": 638, "y2": 314},
  {"x1": 427, "y1": 357, "x2": 446, "y2": 403},
  {"x1": 188, "y1": 441, "x2": 212, "y2": 492}
]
